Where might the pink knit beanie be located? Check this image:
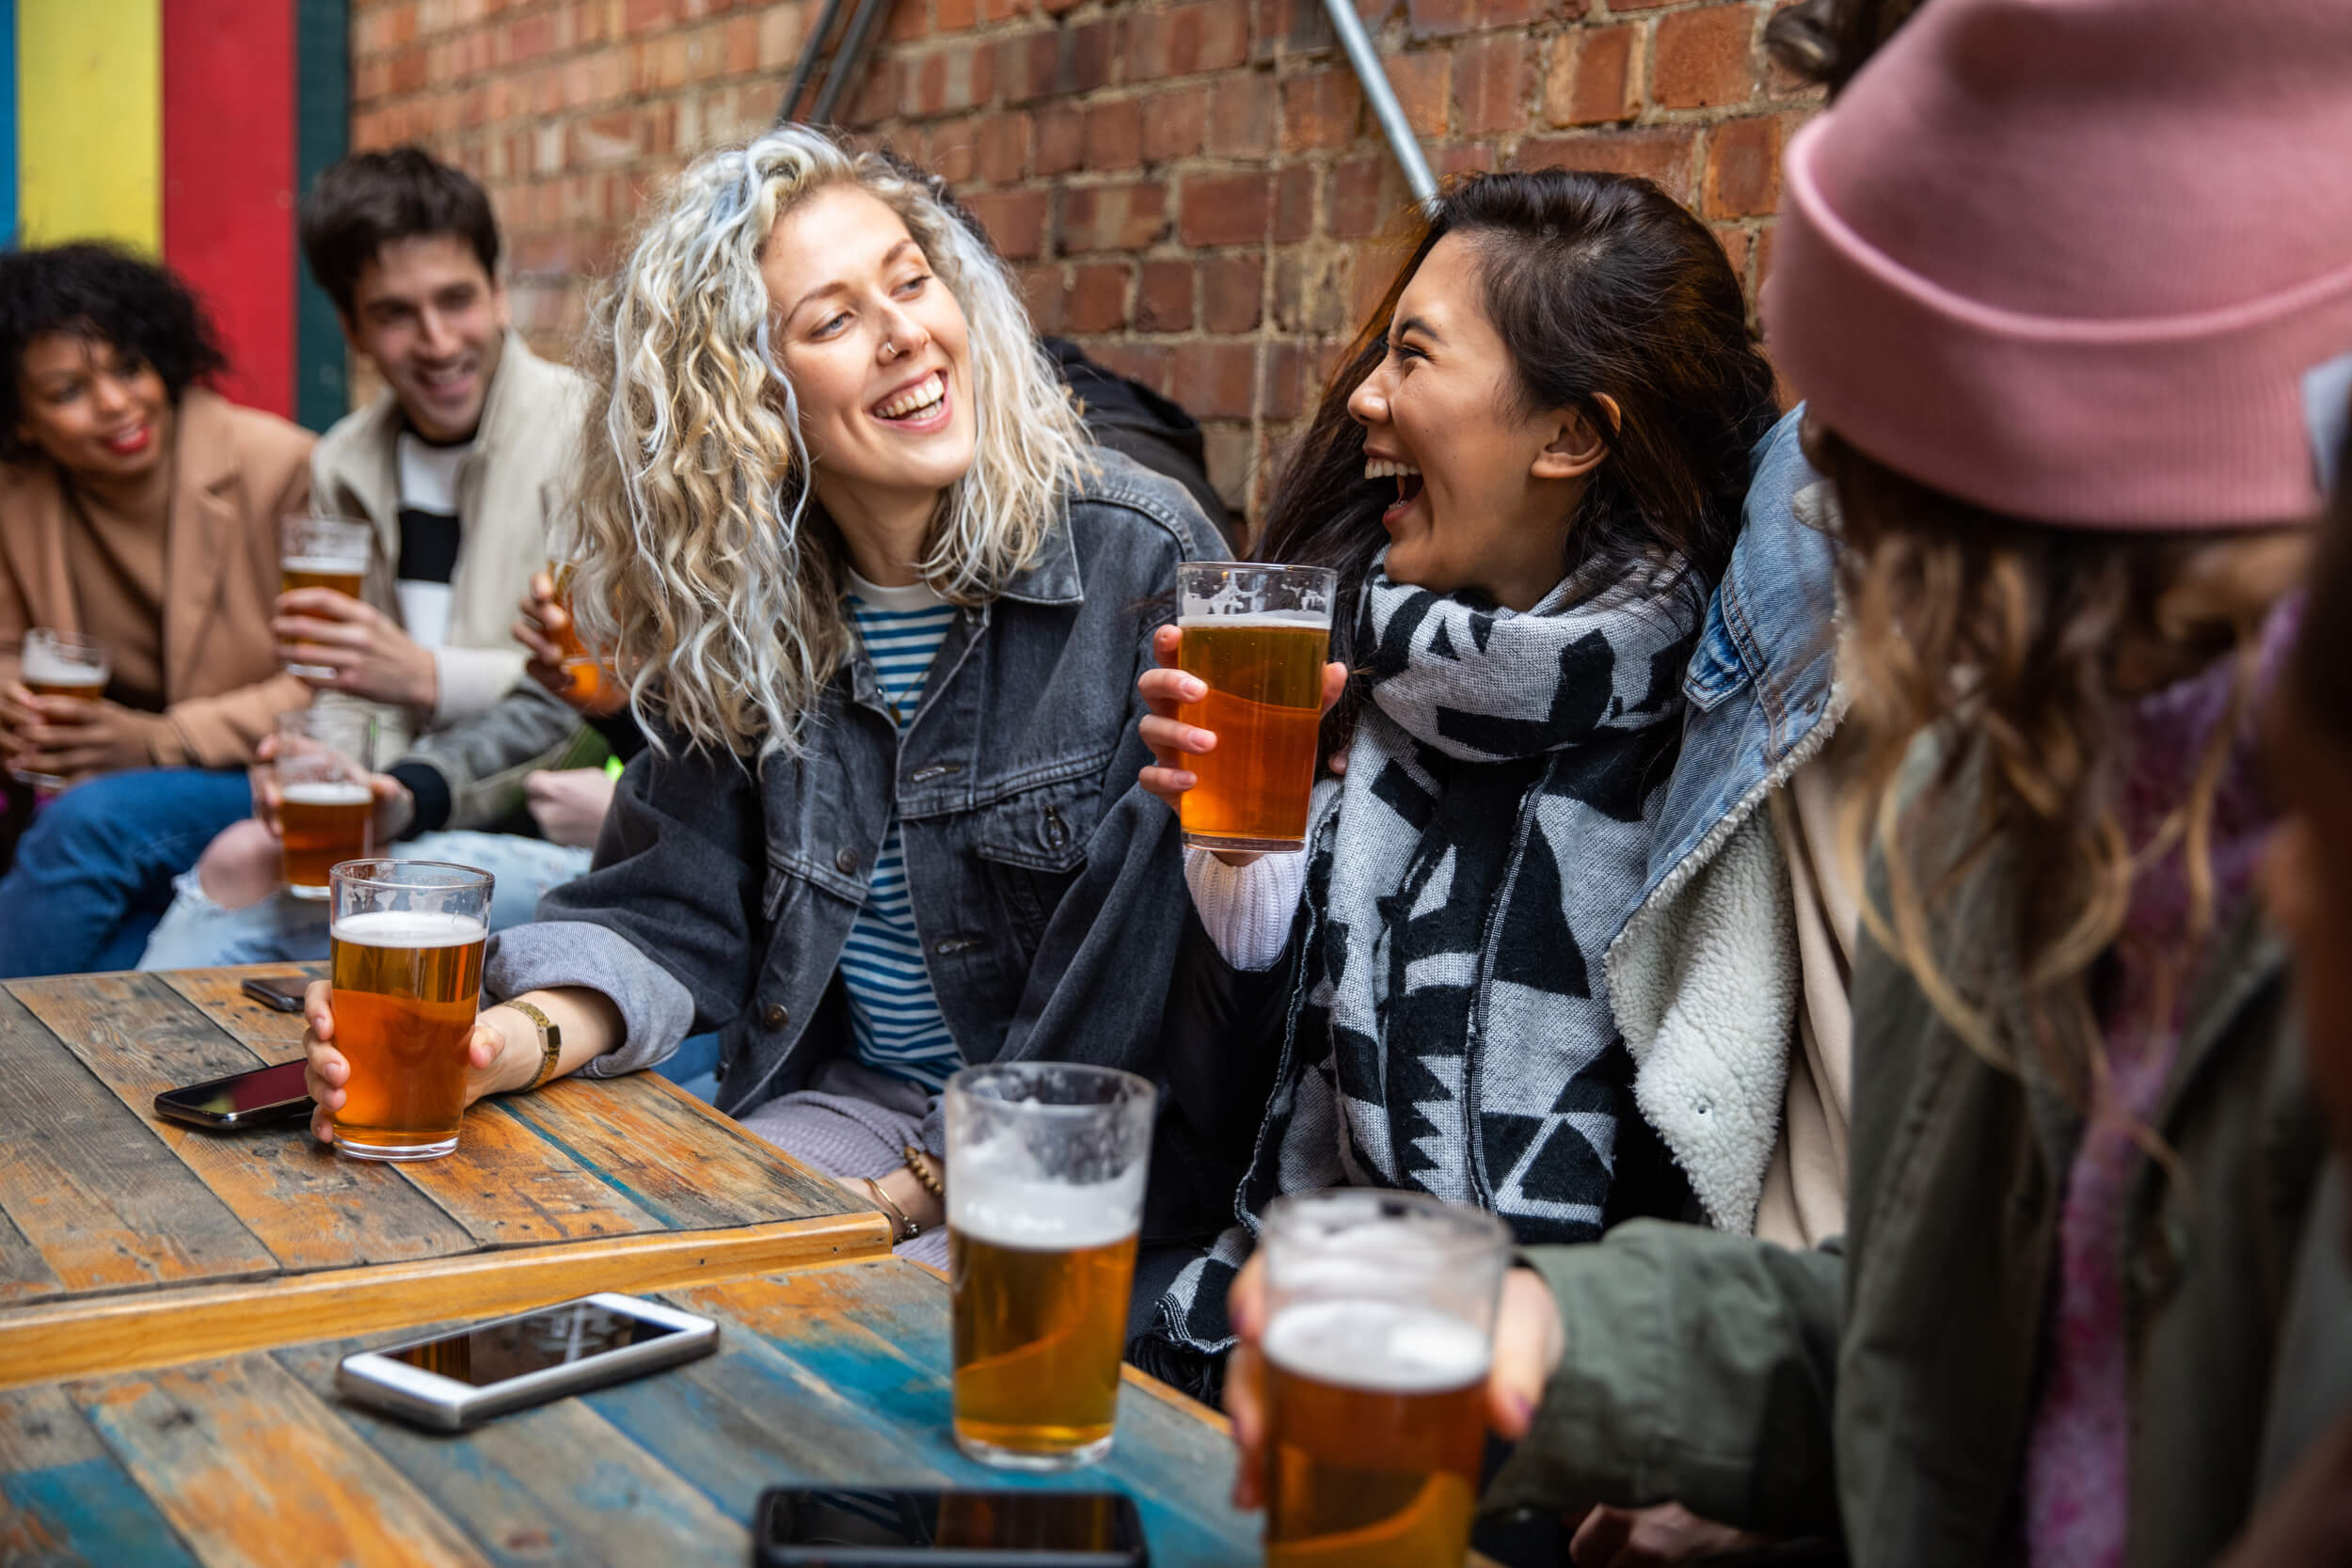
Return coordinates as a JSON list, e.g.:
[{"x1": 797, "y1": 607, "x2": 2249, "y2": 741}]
[{"x1": 1763, "y1": 0, "x2": 2352, "y2": 530}]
